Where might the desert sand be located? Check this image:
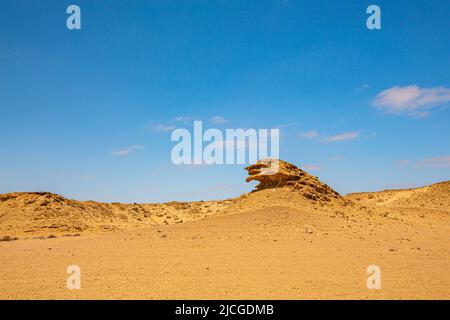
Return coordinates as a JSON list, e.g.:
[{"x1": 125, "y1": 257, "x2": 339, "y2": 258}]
[{"x1": 0, "y1": 160, "x2": 449, "y2": 299}]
